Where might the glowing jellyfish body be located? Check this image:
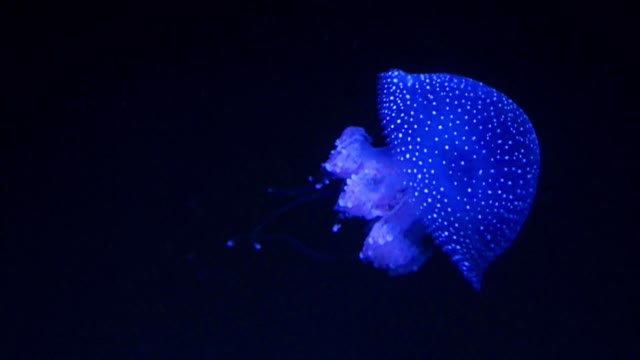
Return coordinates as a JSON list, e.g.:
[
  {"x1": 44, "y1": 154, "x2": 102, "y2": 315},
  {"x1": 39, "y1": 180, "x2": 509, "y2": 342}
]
[{"x1": 323, "y1": 69, "x2": 540, "y2": 289}]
